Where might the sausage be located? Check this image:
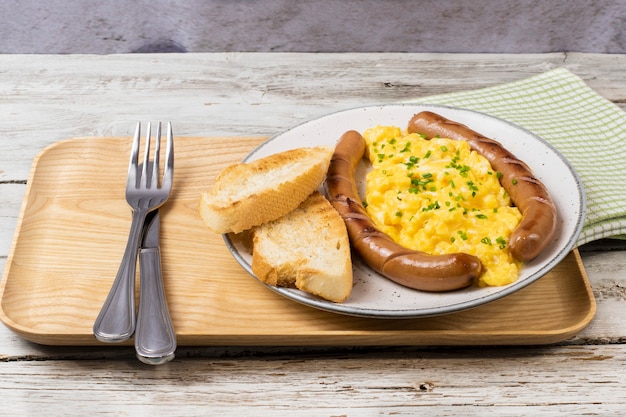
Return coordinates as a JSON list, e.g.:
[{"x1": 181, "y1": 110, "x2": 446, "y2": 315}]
[
  {"x1": 407, "y1": 111, "x2": 557, "y2": 262},
  {"x1": 325, "y1": 130, "x2": 482, "y2": 292}
]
